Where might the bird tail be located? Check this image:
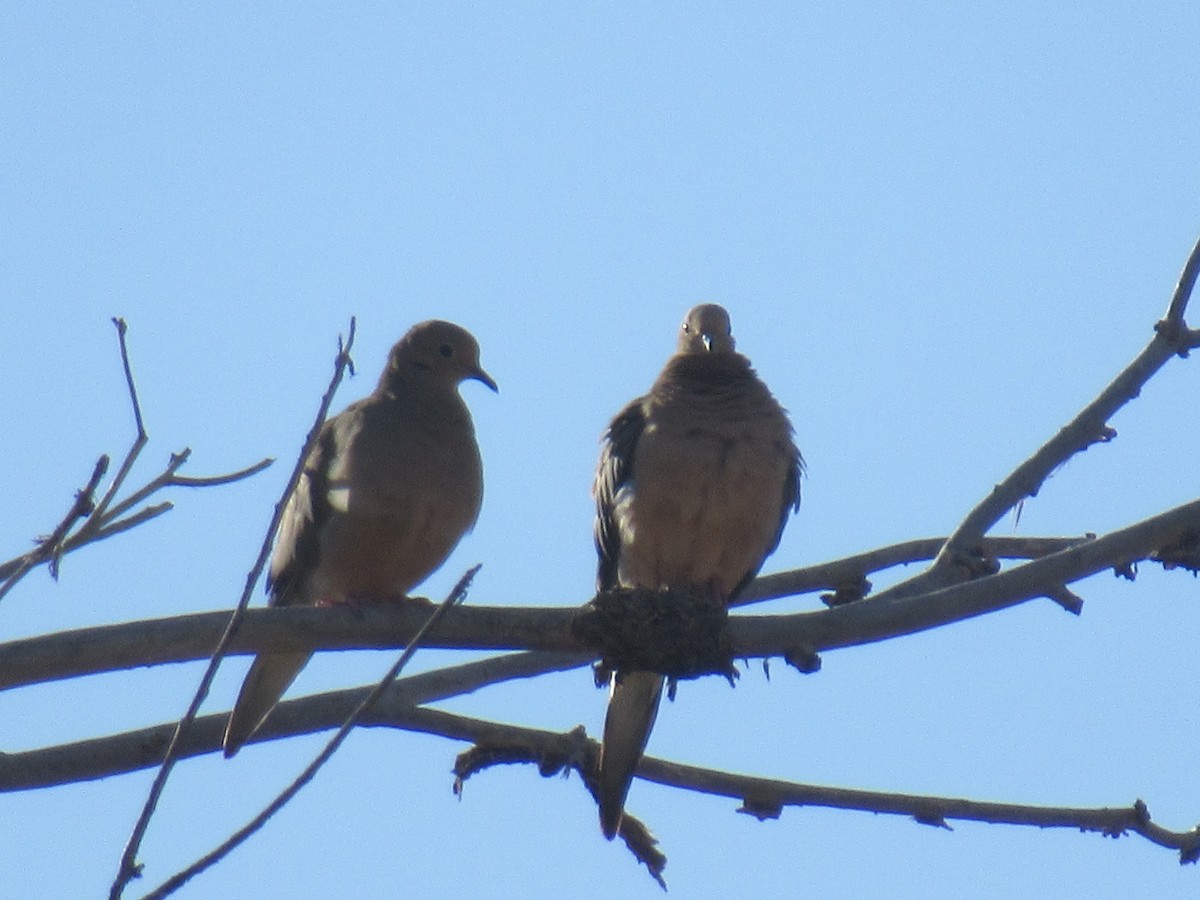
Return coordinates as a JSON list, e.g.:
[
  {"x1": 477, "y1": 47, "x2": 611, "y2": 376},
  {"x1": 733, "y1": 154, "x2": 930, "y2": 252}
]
[
  {"x1": 597, "y1": 670, "x2": 664, "y2": 839},
  {"x1": 222, "y1": 651, "x2": 310, "y2": 758}
]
